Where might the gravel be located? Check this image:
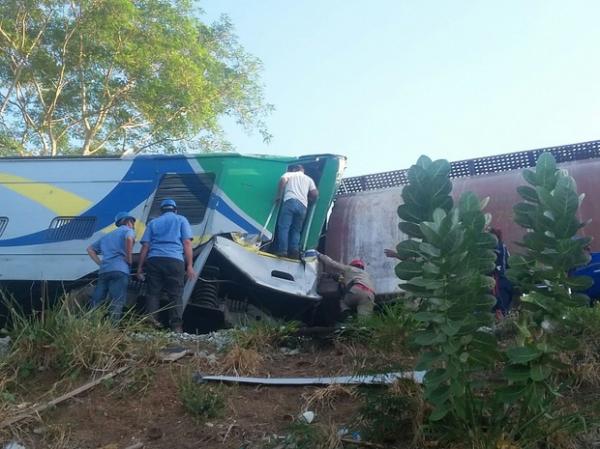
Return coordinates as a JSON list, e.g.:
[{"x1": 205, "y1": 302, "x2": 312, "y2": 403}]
[{"x1": 131, "y1": 328, "x2": 237, "y2": 351}]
